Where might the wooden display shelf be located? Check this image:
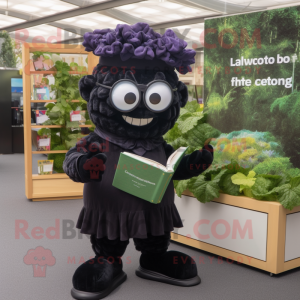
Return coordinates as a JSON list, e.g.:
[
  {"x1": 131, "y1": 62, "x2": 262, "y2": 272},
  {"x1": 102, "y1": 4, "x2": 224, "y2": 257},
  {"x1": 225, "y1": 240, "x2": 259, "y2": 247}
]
[
  {"x1": 31, "y1": 100, "x2": 81, "y2": 103},
  {"x1": 23, "y1": 43, "x2": 99, "y2": 201},
  {"x1": 30, "y1": 71, "x2": 88, "y2": 75},
  {"x1": 31, "y1": 125, "x2": 93, "y2": 128},
  {"x1": 32, "y1": 150, "x2": 68, "y2": 154},
  {"x1": 32, "y1": 125, "x2": 62, "y2": 128},
  {"x1": 172, "y1": 190, "x2": 300, "y2": 275}
]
